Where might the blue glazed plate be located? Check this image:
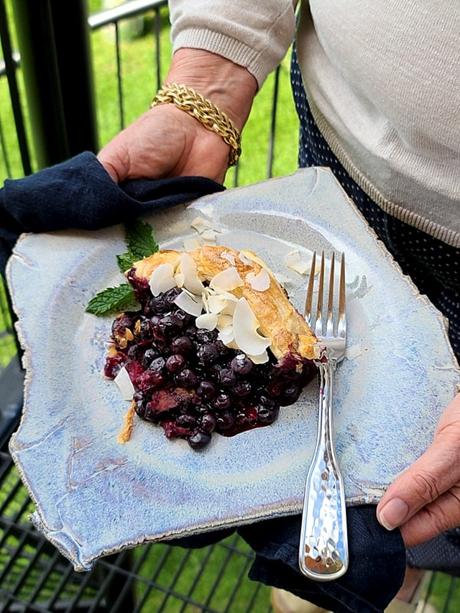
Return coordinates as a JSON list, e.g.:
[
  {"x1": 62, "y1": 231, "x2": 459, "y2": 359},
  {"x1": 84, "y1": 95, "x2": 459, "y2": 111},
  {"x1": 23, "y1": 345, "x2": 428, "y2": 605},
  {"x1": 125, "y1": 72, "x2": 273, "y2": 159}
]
[{"x1": 7, "y1": 169, "x2": 460, "y2": 571}]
